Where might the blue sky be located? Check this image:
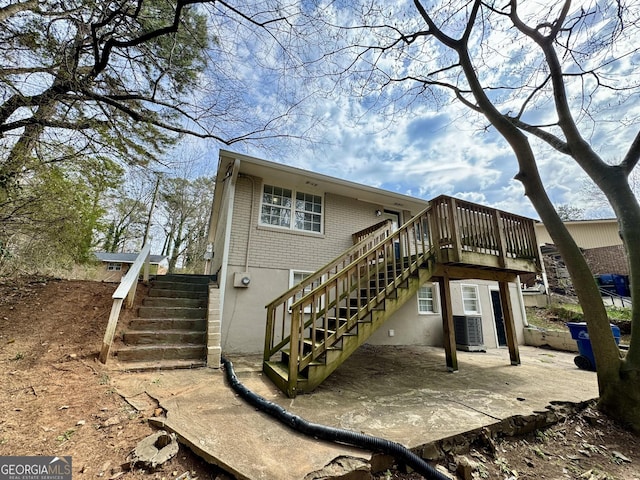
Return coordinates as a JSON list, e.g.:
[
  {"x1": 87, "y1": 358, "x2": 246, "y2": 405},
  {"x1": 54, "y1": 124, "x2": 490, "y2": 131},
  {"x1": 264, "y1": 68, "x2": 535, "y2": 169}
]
[{"x1": 180, "y1": 1, "x2": 640, "y2": 221}]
